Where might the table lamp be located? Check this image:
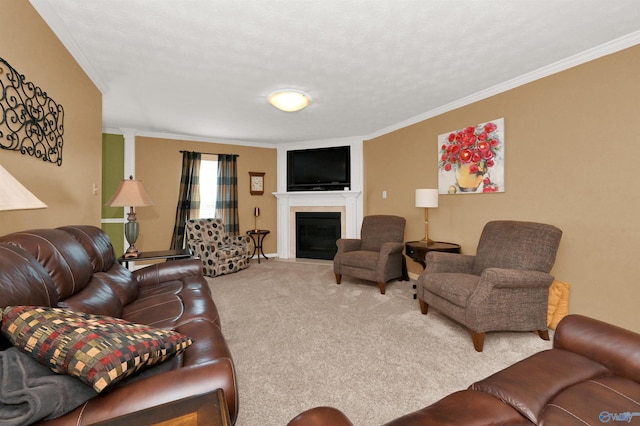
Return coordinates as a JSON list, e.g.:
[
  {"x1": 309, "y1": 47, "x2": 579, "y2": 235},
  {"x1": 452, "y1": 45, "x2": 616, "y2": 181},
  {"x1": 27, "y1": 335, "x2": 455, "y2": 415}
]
[
  {"x1": 105, "y1": 175, "x2": 154, "y2": 258},
  {"x1": 415, "y1": 188, "x2": 438, "y2": 245},
  {"x1": 254, "y1": 207, "x2": 260, "y2": 231},
  {"x1": 0, "y1": 164, "x2": 47, "y2": 211}
]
